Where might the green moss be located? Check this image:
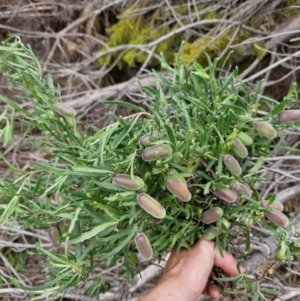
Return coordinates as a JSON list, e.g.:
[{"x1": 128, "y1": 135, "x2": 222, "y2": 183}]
[
  {"x1": 98, "y1": 2, "x2": 225, "y2": 69},
  {"x1": 98, "y1": 2, "x2": 276, "y2": 70},
  {"x1": 98, "y1": 3, "x2": 180, "y2": 69},
  {"x1": 181, "y1": 35, "x2": 231, "y2": 65},
  {"x1": 253, "y1": 42, "x2": 268, "y2": 59}
]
